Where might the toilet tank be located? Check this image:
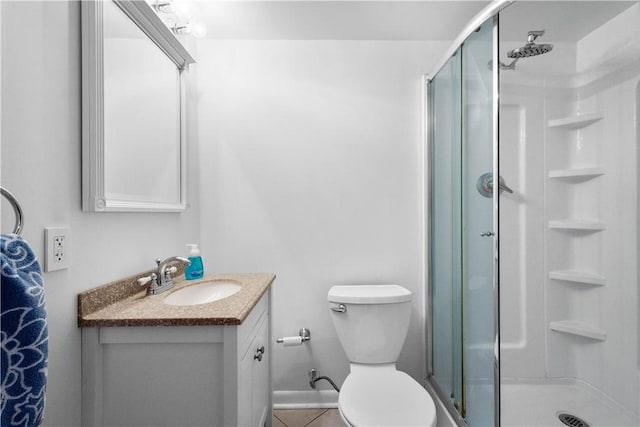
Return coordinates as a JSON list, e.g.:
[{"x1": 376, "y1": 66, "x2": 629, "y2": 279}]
[{"x1": 328, "y1": 285, "x2": 412, "y2": 364}]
